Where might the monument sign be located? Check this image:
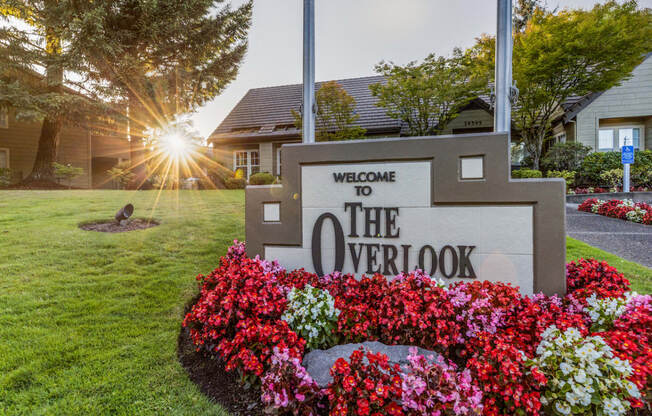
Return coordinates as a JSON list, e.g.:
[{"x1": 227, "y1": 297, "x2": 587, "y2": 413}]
[{"x1": 246, "y1": 133, "x2": 566, "y2": 295}]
